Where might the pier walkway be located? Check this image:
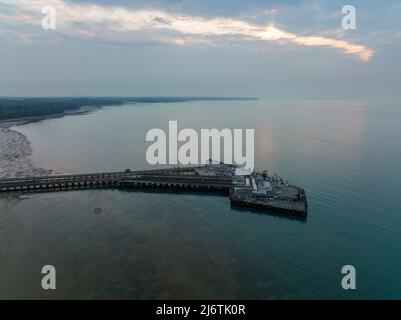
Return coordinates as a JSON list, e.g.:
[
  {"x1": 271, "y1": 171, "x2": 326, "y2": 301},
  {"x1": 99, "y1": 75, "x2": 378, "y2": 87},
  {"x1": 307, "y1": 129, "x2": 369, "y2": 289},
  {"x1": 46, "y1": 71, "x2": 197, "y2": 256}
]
[{"x1": 0, "y1": 167, "x2": 234, "y2": 193}]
